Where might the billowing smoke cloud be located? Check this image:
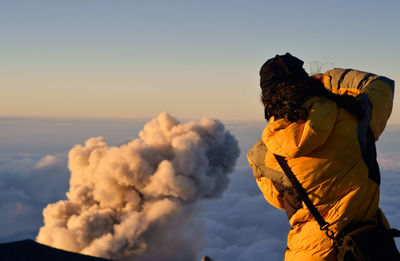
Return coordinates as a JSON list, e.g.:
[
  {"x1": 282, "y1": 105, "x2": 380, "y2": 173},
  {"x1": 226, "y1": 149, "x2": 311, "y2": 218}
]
[{"x1": 36, "y1": 113, "x2": 240, "y2": 260}]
